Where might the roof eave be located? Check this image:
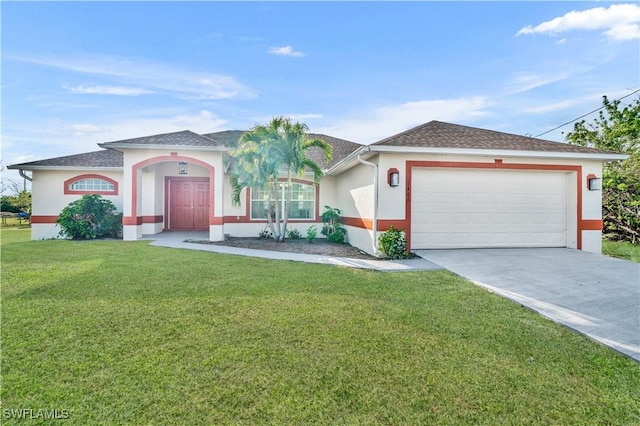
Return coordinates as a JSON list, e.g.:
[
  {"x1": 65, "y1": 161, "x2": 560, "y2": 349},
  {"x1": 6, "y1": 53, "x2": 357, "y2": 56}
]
[
  {"x1": 6, "y1": 165, "x2": 123, "y2": 172},
  {"x1": 325, "y1": 146, "x2": 374, "y2": 175},
  {"x1": 367, "y1": 145, "x2": 629, "y2": 161}
]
